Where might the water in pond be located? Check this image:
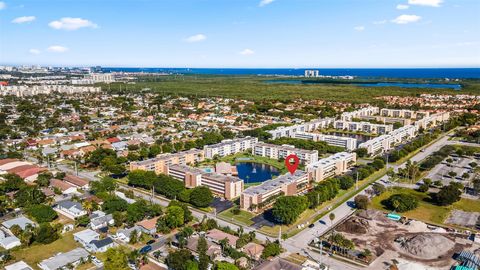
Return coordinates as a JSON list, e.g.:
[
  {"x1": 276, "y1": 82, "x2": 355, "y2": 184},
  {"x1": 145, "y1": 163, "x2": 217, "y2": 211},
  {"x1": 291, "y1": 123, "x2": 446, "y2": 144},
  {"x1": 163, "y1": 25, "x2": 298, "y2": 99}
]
[{"x1": 236, "y1": 162, "x2": 280, "y2": 184}]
